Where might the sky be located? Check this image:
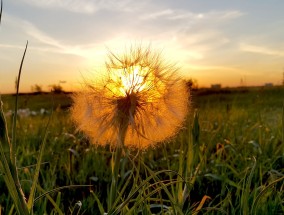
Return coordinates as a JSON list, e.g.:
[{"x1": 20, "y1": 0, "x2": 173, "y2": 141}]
[{"x1": 1, "y1": 0, "x2": 284, "y2": 93}]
